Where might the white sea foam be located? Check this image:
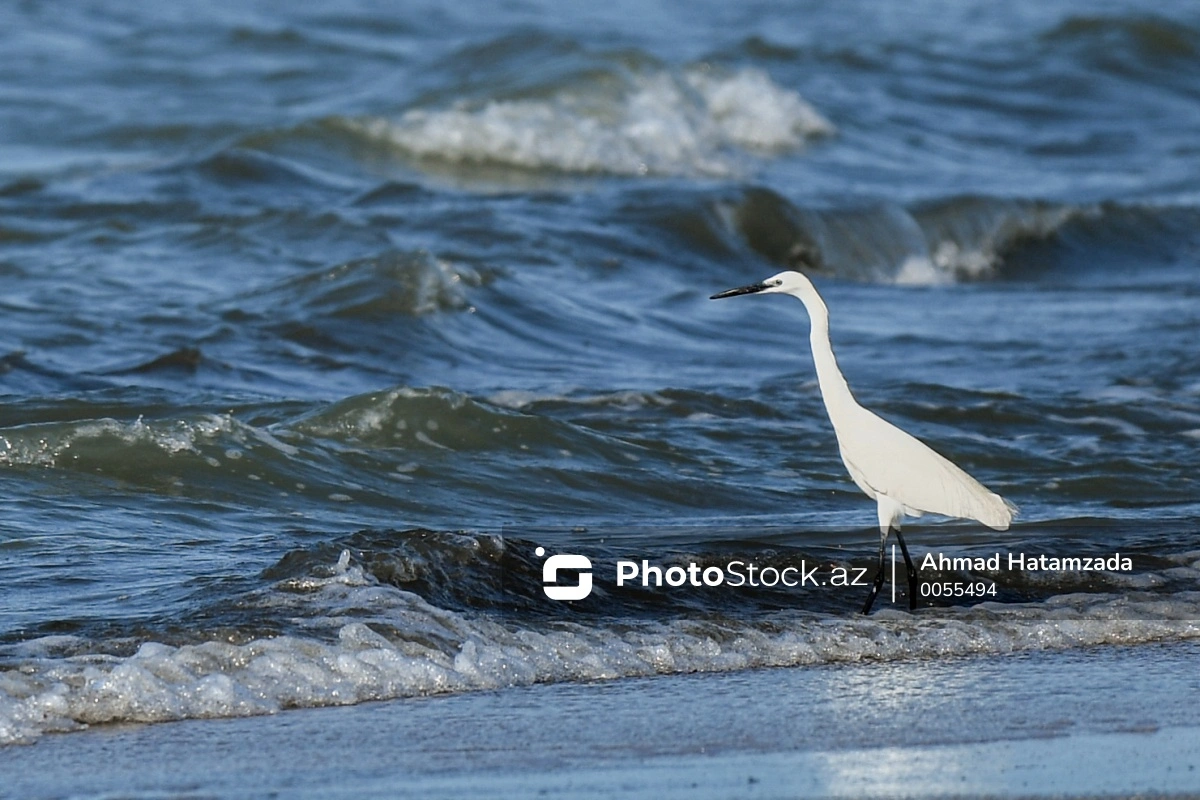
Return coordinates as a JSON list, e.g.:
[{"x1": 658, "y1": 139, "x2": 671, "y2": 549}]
[
  {"x1": 929, "y1": 240, "x2": 996, "y2": 281},
  {"x1": 683, "y1": 69, "x2": 834, "y2": 150},
  {"x1": 346, "y1": 67, "x2": 833, "y2": 177},
  {"x1": 2, "y1": 551, "x2": 1199, "y2": 745},
  {"x1": 894, "y1": 255, "x2": 950, "y2": 286},
  {"x1": 912, "y1": 203, "x2": 1081, "y2": 284},
  {"x1": 895, "y1": 218, "x2": 1065, "y2": 286}
]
